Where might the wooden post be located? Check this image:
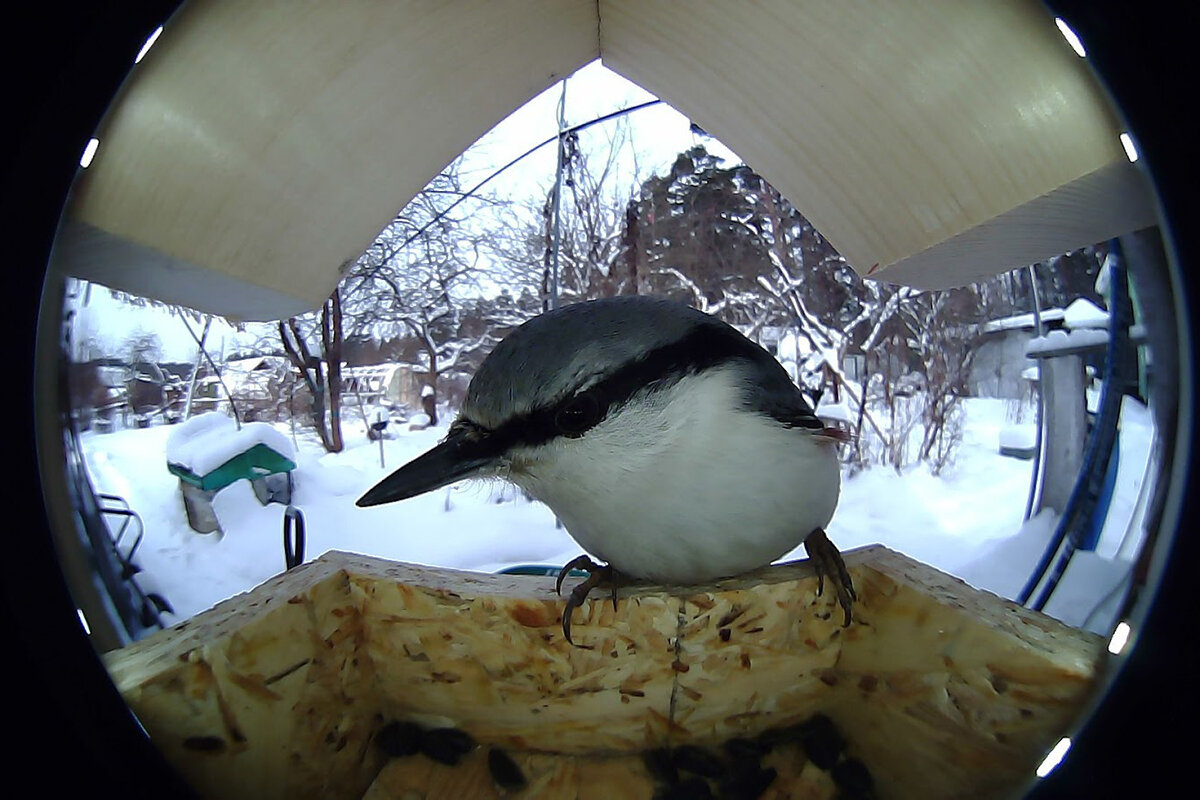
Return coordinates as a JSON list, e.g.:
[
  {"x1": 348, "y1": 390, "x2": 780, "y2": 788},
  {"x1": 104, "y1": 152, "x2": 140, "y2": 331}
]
[{"x1": 1036, "y1": 355, "x2": 1088, "y2": 515}]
